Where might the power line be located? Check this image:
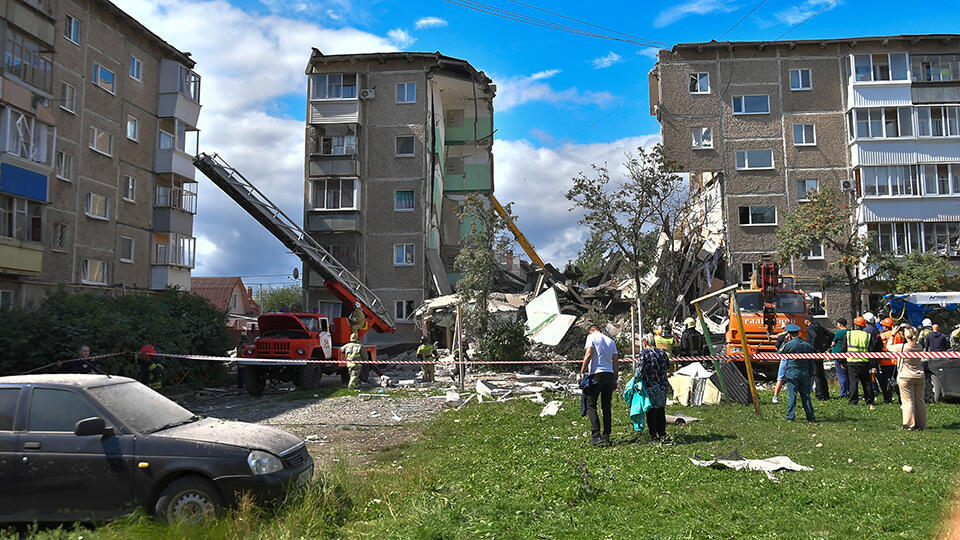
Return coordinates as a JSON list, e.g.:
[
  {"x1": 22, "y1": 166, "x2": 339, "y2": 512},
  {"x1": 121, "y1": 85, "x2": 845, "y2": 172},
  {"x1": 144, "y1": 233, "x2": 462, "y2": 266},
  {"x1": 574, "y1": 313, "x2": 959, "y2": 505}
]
[
  {"x1": 444, "y1": 0, "x2": 671, "y2": 48},
  {"x1": 717, "y1": 0, "x2": 768, "y2": 41},
  {"x1": 507, "y1": 0, "x2": 671, "y2": 45},
  {"x1": 776, "y1": 0, "x2": 840, "y2": 40}
]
